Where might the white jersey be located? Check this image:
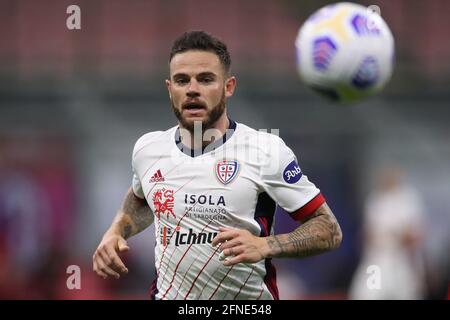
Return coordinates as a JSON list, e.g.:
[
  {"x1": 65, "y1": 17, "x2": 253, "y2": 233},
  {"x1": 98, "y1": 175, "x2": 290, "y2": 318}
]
[
  {"x1": 131, "y1": 120, "x2": 324, "y2": 300},
  {"x1": 349, "y1": 185, "x2": 425, "y2": 299}
]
